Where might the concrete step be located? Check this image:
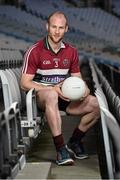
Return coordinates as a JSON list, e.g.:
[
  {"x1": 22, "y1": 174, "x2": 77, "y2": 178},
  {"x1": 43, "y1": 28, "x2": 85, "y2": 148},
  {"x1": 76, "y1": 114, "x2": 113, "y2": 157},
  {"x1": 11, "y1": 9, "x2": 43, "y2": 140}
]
[
  {"x1": 25, "y1": 115, "x2": 101, "y2": 179},
  {"x1": 15, "y1": 162, "x2": 51, "y2": 179},
  {"x1": 51, "y1": 155, "x2": 101, "y2": 179}
]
